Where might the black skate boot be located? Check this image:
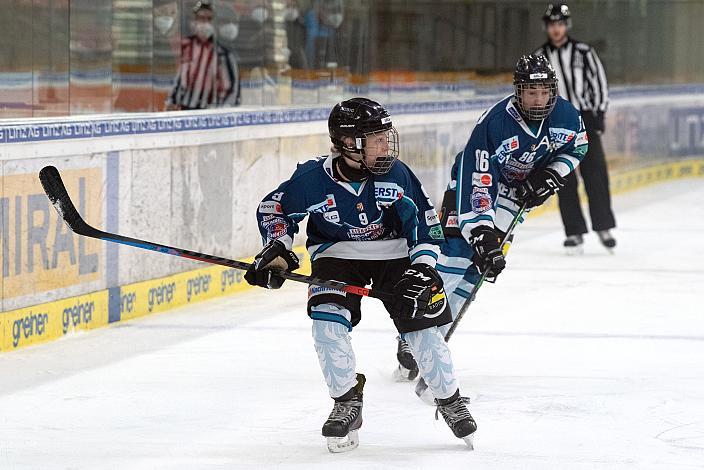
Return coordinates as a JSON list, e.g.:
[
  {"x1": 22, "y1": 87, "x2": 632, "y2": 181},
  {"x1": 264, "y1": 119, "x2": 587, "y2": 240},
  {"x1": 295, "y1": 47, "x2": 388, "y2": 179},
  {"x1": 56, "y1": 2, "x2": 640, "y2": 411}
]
[
  {"x1": 322, "y1": 373, "x2": 365, "y2": 453},
  {"x1": 393, "y1": 336, "x2": 419, "y2": 381},
  {"x1": 597, "y1": 230, "x2": 616, "y2": 252},
  {"x1": 435, "y1": 390, "x2": 477, "y2": 449},
  {"x1": 563, "y1": 234, "x2": 584, "y2": 255}
]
